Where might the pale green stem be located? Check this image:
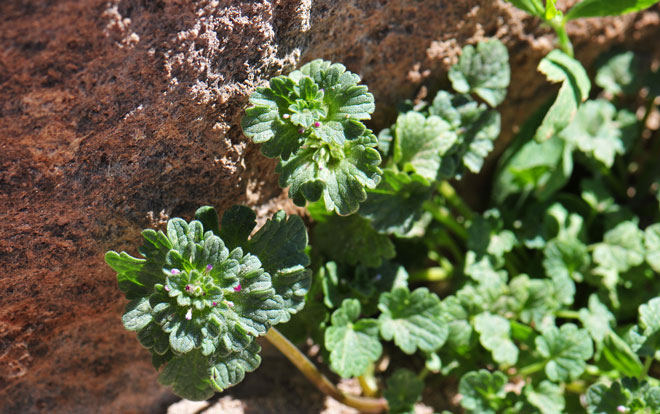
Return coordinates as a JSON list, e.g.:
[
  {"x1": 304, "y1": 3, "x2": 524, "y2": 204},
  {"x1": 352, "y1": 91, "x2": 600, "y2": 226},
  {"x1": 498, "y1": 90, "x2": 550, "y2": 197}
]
[
  {"x1": 264, "y1": 328, "x2": 388, "y2": 414},
  {"x1": 437, "y1": 181, "x2": 474, "y2": 221},
  {"x1": 423, "y1": 200, "x2": 468, "y2": 242},
  {"x1": 642, "y1": 356, "x2": 654, "y2": 380},
  {"x1": 555, "y1": 309, "x2": 580, "y2": 319},
  {"x1": 358, "y1": 364, "x2": 380, "y2": 398}
]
